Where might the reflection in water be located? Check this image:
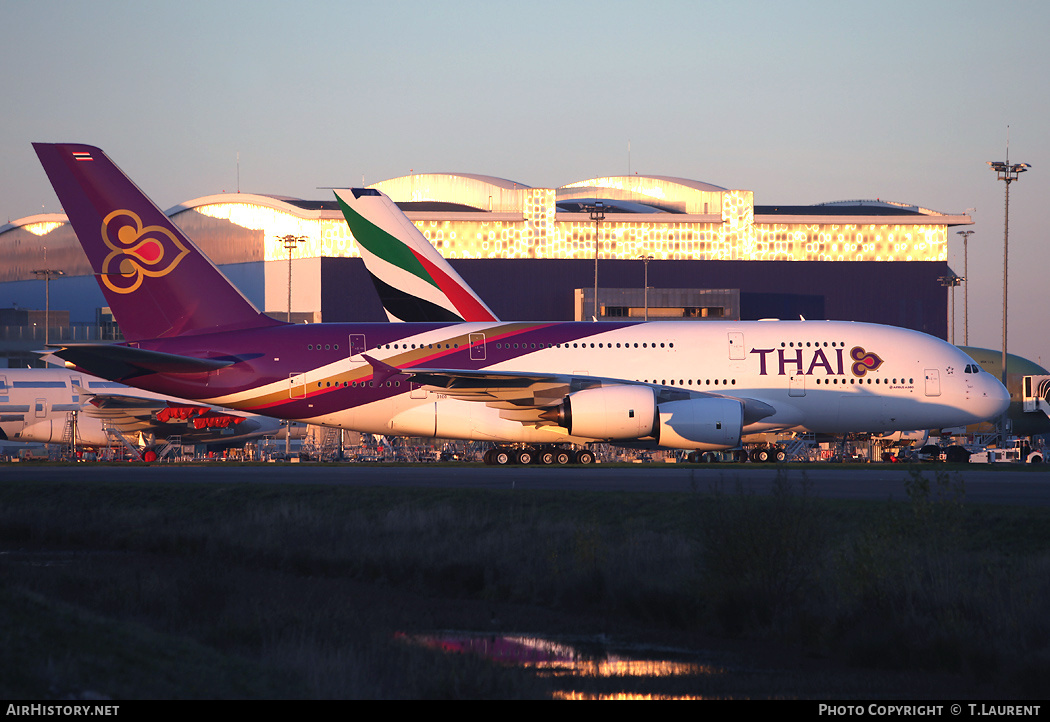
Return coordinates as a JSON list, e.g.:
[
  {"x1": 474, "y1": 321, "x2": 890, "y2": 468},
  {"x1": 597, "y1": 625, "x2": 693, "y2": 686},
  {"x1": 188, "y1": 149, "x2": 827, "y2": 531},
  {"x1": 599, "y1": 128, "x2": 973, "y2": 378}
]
[{"x1": 396, "y1": 631, "x2": 725, "y2": 699}]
